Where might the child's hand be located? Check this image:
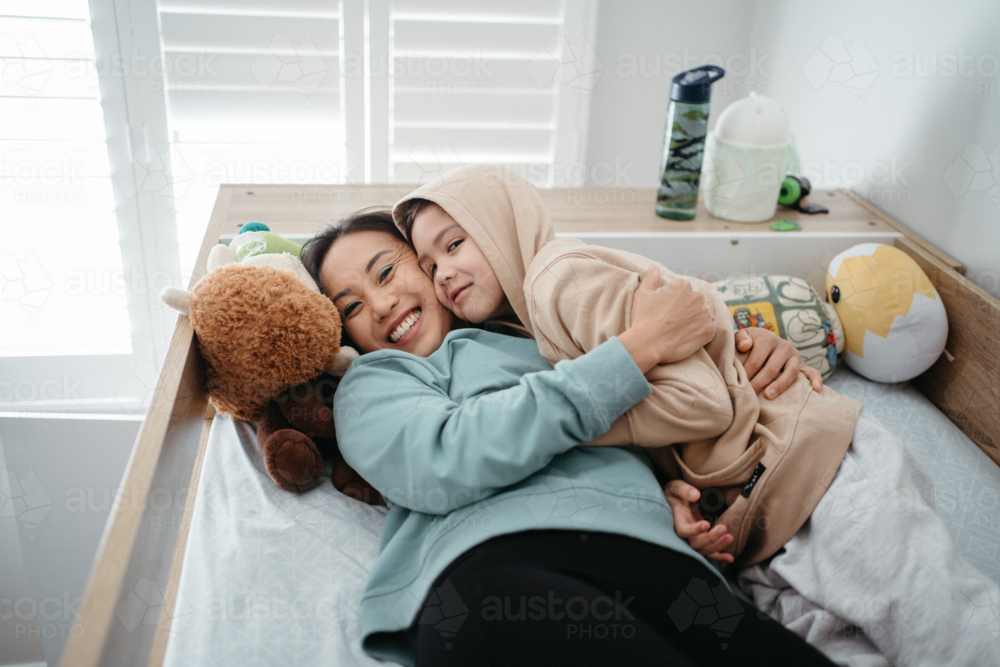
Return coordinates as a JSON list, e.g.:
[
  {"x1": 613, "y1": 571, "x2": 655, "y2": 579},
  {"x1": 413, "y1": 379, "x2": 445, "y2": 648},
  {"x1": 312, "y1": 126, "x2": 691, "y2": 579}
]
[
  {"x1": 664, "y1": 480, "x2": 734, "y2": 564},
  {"x1": 735, "y1": 327, "x2": 823, "y2": 398}
]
